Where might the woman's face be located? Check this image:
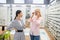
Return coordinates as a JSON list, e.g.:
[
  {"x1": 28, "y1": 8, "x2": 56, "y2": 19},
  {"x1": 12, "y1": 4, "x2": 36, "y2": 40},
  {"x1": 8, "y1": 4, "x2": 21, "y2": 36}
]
[
  {"x1": 32, "y1": 12, "x2": 34, "y2": 17},
  {"x1": 35, "y1": 11, "x2": 37, "y2": 16},
  {"x1": 18, "y1": 12, "x2": 23, "y2": 18},
  {"x1": 37, "y1": 12, "x2": 40, "y2": 16},
  {"x1": 20, "y1": 12, "x2": 23, "y2": 17},
  {"x1": 35, "y1": 9, "x2": 41, "y2": 17},
  {"x1": 35, "y1": 11, "x2": 41, "y2": 17}
]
